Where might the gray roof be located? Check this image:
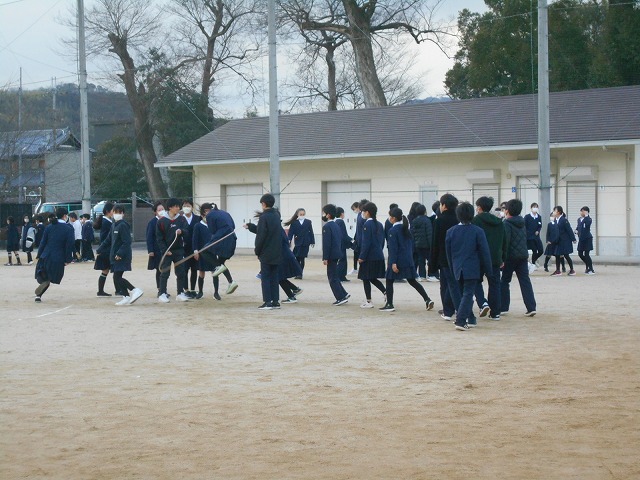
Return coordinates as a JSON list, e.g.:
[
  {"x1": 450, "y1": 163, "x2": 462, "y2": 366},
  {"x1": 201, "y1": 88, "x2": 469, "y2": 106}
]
[
  {"x1": 0, "y1": 127, "x2": 80, "y2": 159},
  {"x1": 157, "y1": 86, "x2": 640, "y2": 166}
]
